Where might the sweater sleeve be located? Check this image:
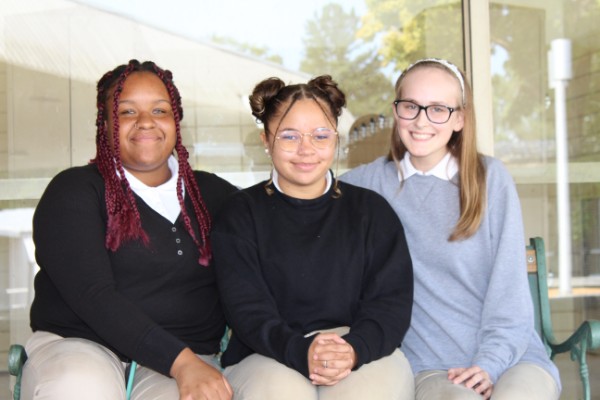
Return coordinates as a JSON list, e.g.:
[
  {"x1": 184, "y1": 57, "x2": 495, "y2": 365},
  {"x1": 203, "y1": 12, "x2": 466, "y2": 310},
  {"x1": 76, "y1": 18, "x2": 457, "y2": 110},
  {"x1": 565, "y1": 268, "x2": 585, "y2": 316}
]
[
  {"x1": 342, "y1": 190, "x2": 414, "y2": 369},
  {"x1": 212, "y1": 191, "x2": 315, "y2": 377},
  {"x1": 33, "y1": 168, "x2": 184, "y2": 376},
  {"x1": 471, "y1": 160, "x2": 534, "y2": 382}
]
